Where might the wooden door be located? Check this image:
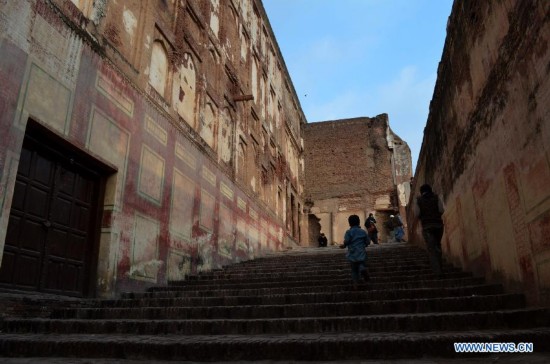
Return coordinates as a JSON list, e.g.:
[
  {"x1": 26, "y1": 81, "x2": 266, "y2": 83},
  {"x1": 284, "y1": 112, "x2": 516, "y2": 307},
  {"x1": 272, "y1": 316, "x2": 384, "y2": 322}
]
[{"x1": 0, "y1": 136, "x2": 101, "y2": 296}]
